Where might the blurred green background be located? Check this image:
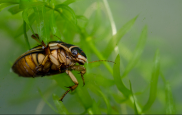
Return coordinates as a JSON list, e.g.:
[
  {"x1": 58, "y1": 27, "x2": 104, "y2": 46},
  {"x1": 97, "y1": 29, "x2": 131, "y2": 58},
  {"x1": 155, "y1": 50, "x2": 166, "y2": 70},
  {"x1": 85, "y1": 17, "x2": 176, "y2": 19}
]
[{"x1": 0, "y1": 0, "x2": 182, "y2": 114}]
